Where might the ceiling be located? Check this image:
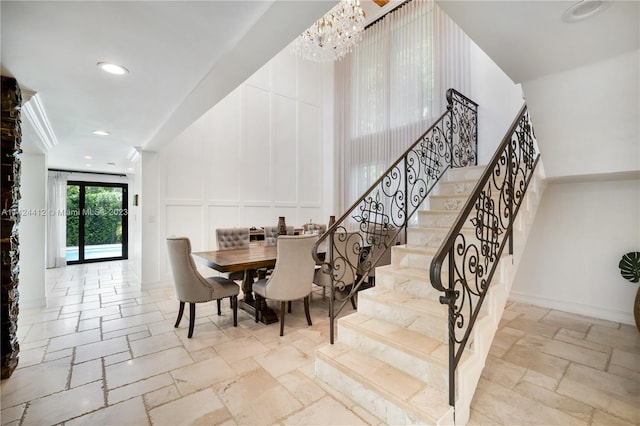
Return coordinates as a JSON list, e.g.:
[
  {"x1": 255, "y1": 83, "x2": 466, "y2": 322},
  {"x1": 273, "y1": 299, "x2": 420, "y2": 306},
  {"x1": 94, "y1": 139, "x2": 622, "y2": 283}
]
[
  {"x1": 438, "y1": 0, "x2": 639, "y2": 84},
  {"x1": 3, "y1": 1, "x2": 636, "y2": 175}
]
